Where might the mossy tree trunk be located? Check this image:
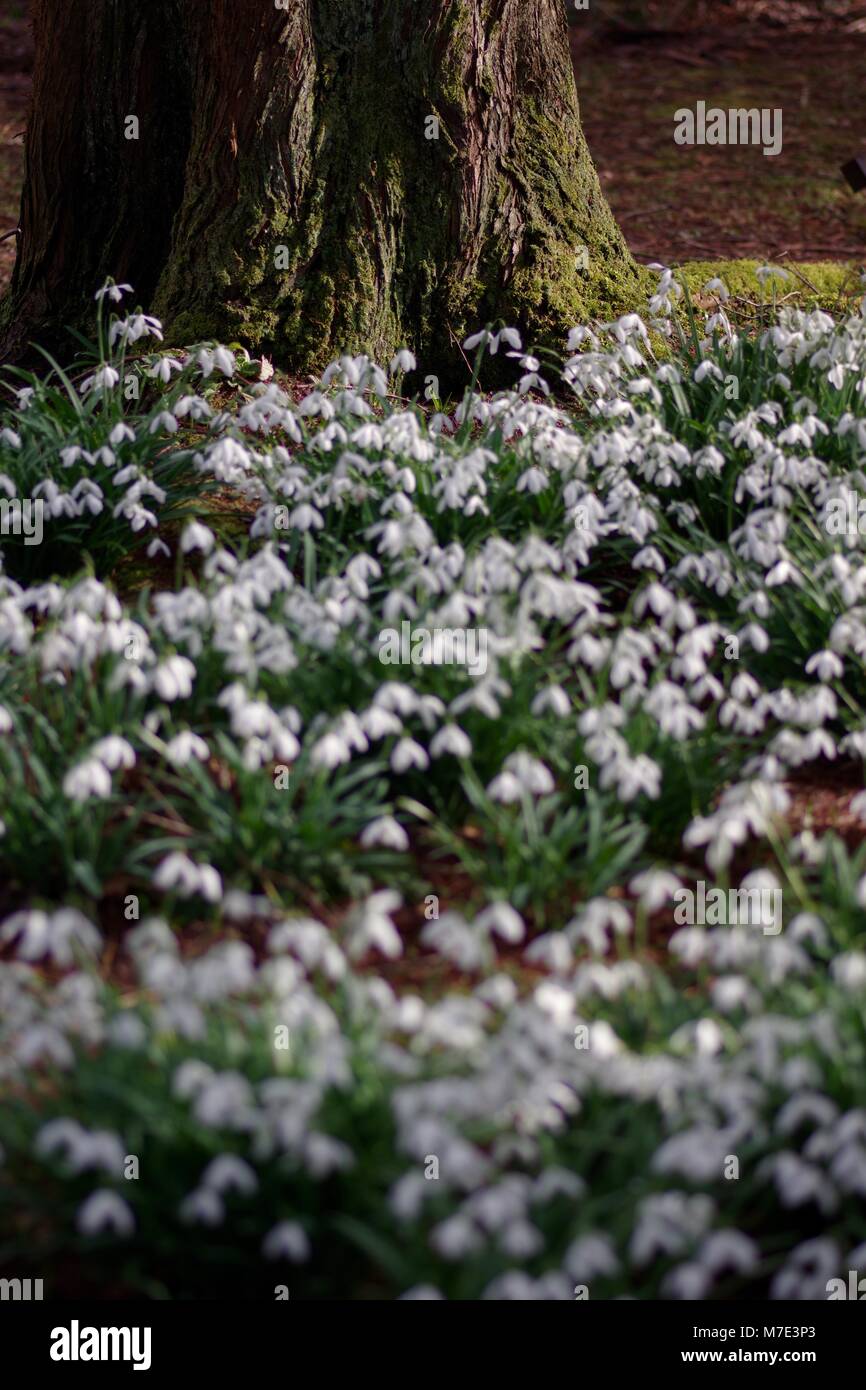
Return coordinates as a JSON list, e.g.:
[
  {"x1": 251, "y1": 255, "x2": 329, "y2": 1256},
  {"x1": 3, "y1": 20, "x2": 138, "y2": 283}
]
[{"x1": 2, "y1": 0, "x2": 636, "y2": 373}]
